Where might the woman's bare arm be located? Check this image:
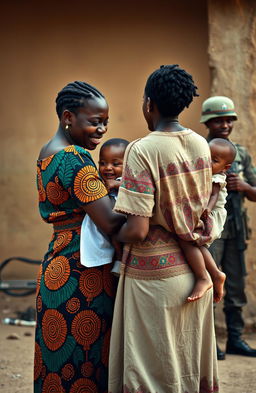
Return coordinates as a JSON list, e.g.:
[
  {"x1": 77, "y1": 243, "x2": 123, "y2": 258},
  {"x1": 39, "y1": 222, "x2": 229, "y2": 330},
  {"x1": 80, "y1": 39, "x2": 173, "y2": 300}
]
[
  {"x1": 83, "y1": 196, "x2": 126, "y2": 235},
  {"x1": 115, "y1": 215, "x2": 150, "y2": 243}
]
